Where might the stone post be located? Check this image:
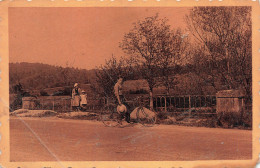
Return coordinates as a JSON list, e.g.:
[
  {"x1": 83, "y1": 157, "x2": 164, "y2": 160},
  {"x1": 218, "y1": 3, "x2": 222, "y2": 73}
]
[{"x1": 216, "y1": 90, "x2": 245, "y2": 127}]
